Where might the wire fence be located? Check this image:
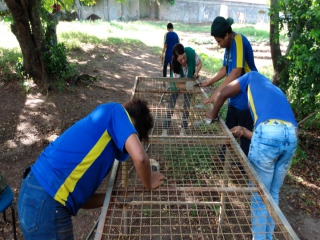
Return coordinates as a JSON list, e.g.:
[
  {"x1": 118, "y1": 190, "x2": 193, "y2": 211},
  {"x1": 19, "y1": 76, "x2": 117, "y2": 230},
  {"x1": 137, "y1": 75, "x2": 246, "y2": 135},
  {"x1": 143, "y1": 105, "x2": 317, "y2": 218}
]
[{"x1": 92, "y1": 77, "x2": 299, "y2": 240}]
